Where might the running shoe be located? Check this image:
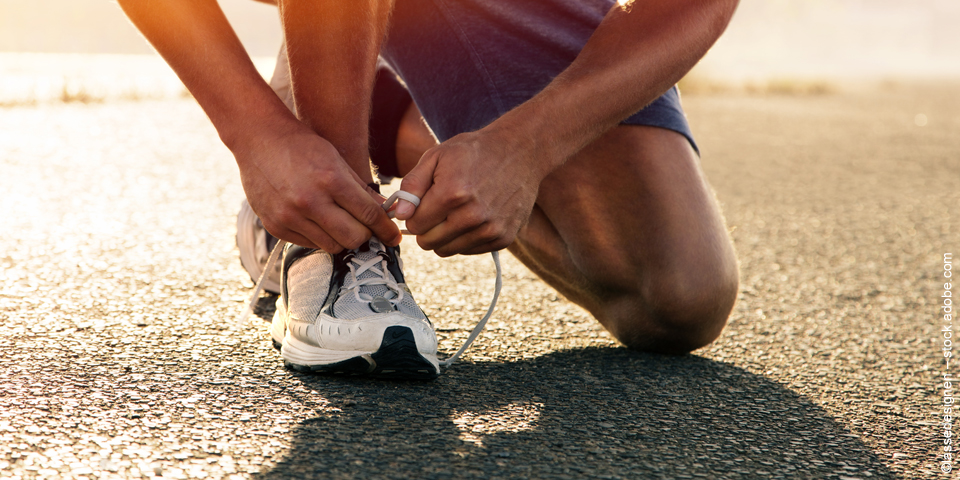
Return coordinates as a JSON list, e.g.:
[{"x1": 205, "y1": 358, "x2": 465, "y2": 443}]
[
  {"x1": 236, "y1": 199, "x2": 282, "y2": 295},
  {"x1": 269, "y1": 237, "x2": 440, "y2": 379}
]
